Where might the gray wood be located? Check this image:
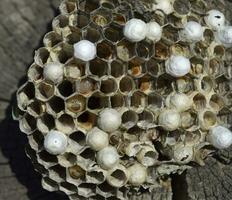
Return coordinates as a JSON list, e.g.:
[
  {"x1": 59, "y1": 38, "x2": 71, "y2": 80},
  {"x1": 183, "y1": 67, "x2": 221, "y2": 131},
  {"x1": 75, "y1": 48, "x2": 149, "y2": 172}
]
[{"x1": 0, "y1": 0, "x2": 231, "y2": 199}]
